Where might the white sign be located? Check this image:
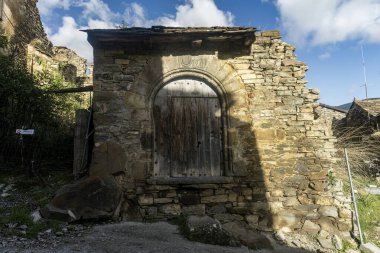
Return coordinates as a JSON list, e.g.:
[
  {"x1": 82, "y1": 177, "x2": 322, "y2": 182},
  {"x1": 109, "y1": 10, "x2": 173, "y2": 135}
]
[{"x1": 16, "y1": 129, "x2": 35, "y2": 135}]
